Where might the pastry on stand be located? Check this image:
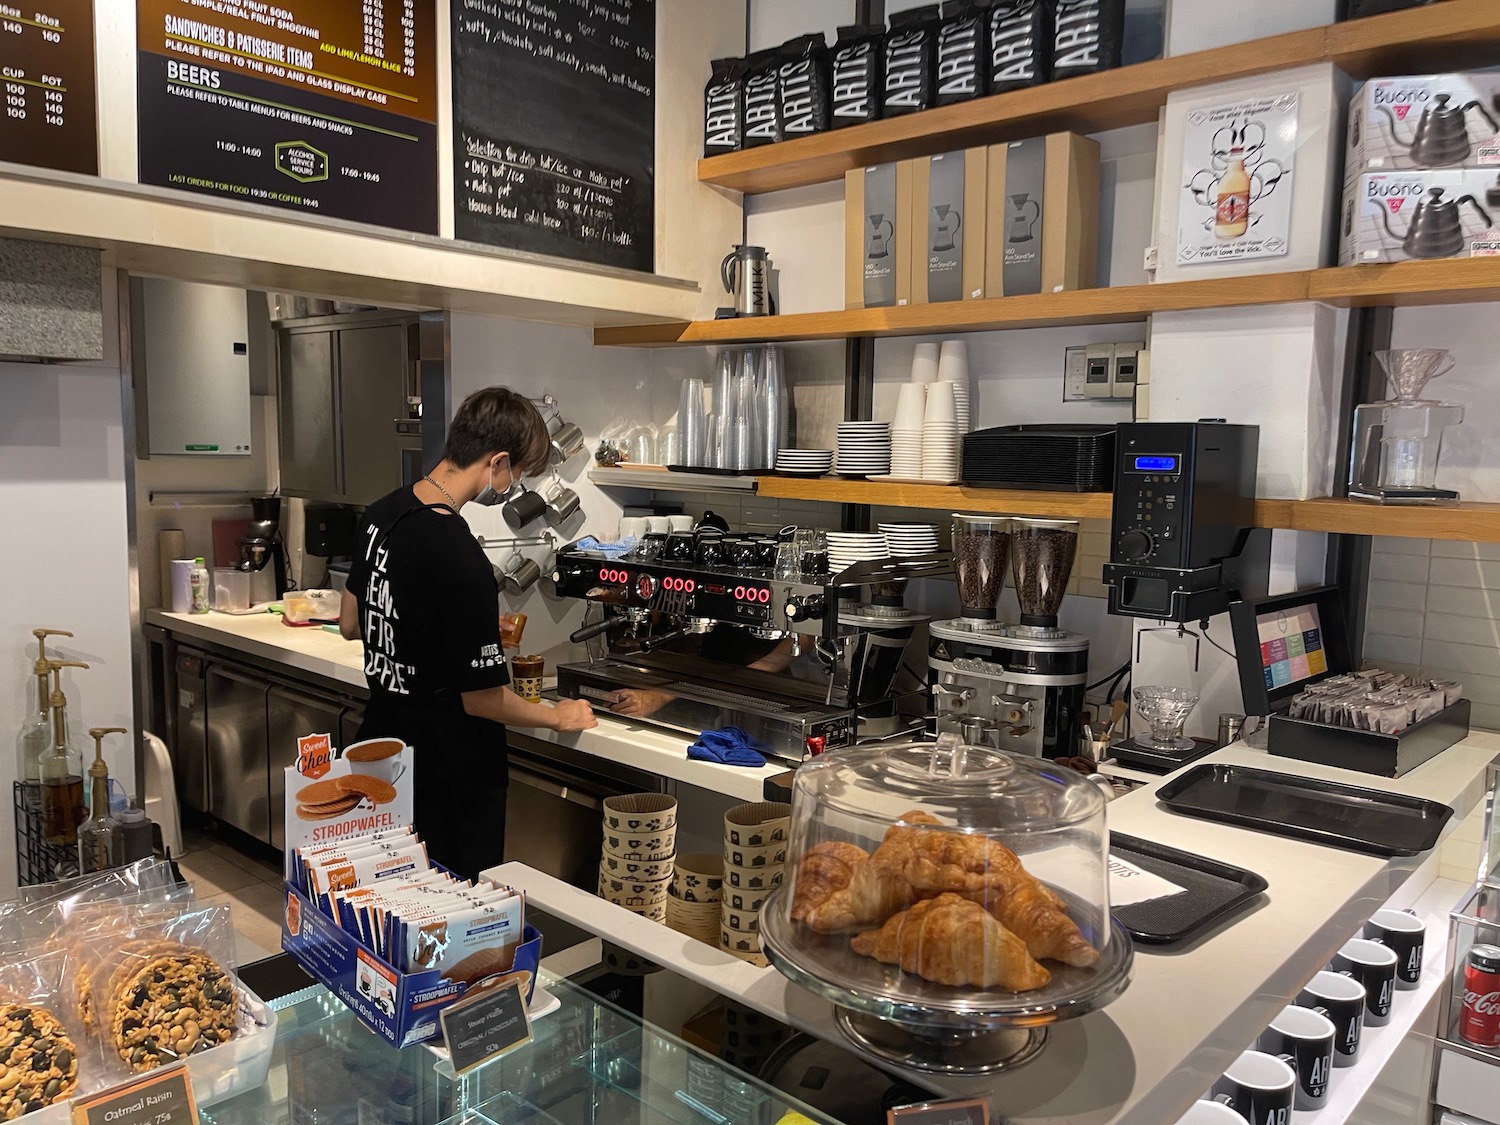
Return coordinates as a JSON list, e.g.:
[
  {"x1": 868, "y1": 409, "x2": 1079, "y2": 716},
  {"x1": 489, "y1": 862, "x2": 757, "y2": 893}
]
[{"x1": 760, "y1": 733, "x2": 1133, "y2": 1076}]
